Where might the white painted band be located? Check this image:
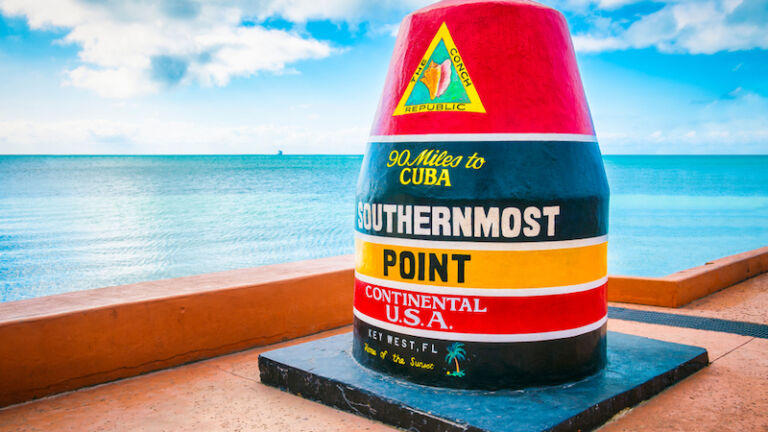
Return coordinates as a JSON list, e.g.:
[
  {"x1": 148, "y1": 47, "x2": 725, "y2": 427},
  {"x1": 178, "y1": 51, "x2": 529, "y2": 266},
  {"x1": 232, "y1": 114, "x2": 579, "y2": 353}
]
[
  {"x1": 353, "y1": 309, "x2": 607, "y2": 342},
  {"x1": 368, "y1": 133, "x2": 597, "y2": 143},
  {"x1": 354, "y1": 273, "x2": 608, "y2": 297},
  {"x1": 355, "y1": 232, "x2": 608, "y2": 251}
]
